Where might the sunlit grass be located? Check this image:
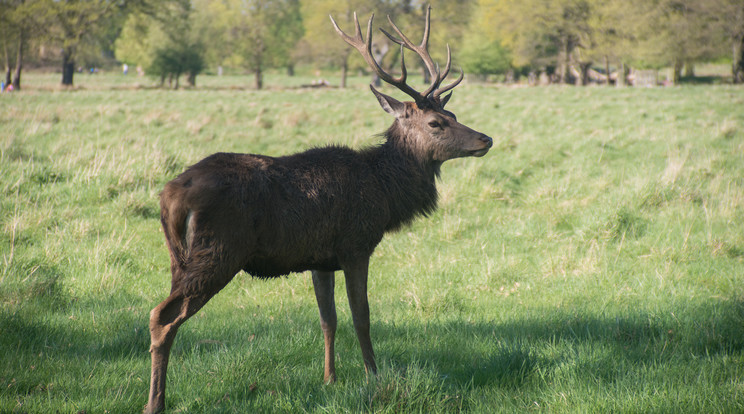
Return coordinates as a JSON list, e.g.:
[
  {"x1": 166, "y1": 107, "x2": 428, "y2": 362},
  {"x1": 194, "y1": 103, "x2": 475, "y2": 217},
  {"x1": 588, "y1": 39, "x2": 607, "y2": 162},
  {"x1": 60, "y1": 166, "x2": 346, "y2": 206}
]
[{"x1": 1, "y1": 73, "x2": 743, "y2": 412}]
